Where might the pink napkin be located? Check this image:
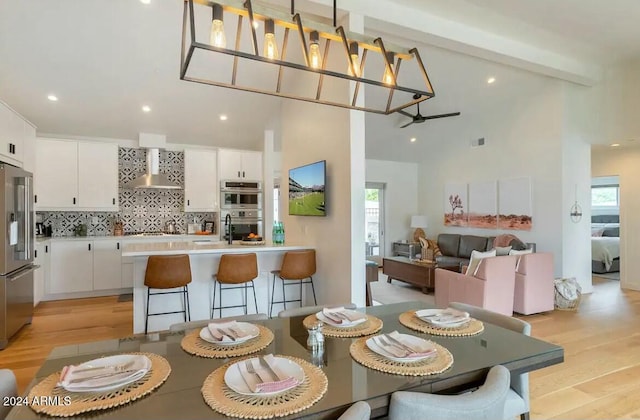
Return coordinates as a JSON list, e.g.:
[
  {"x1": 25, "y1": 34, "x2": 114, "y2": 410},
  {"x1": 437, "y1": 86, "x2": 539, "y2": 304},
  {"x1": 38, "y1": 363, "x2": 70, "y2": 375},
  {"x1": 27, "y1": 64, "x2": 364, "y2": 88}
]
[
  {"x1": 255, "y1": 376, "x2": 300, "y2": 393},
  {"x1": 384, "y1": 331, "x2": 437, "y2": 358}
]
